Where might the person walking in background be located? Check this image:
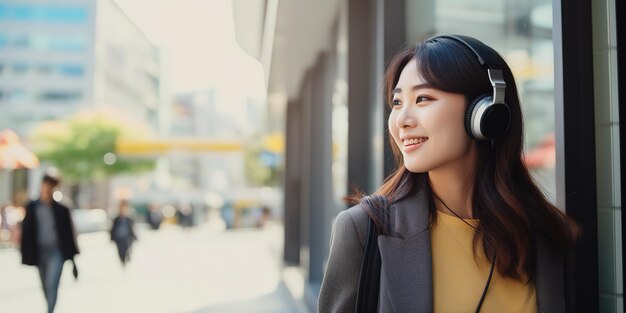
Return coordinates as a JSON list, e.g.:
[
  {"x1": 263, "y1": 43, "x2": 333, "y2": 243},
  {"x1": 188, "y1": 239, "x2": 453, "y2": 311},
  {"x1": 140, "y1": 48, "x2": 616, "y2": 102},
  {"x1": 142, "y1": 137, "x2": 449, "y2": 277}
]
[
  {"x1": 318, "y1": 35, "x2": 580, "y2": 312},
  {"x1": 110, "y1": 199, "x2": 137, "y2": 268},
  {"x1": 146, "y1": 202, "x2": 163, "y2": 230},
  {"x1": 20, "y1": 173, "x2": 79, "y2": 313},
  {"x1": 176, "y1": 202, "x2": 193, "y2": 230}
]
